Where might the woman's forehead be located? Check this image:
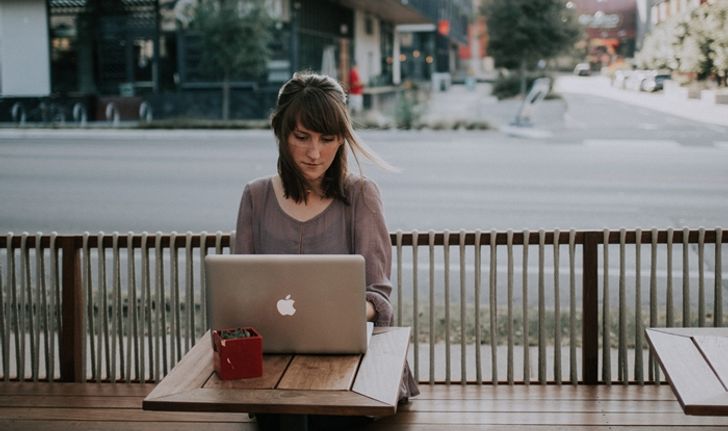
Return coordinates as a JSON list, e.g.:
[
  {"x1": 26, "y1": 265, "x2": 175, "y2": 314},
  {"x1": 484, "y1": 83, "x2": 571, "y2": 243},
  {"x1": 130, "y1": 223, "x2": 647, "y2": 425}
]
[{"x1": 294, "y1": 121, "x2": 339, "y2": 136}]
